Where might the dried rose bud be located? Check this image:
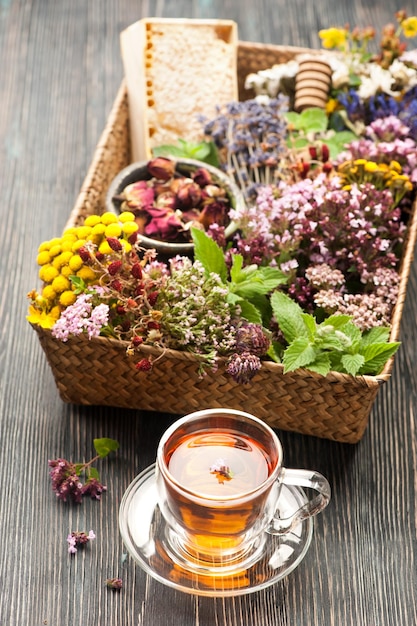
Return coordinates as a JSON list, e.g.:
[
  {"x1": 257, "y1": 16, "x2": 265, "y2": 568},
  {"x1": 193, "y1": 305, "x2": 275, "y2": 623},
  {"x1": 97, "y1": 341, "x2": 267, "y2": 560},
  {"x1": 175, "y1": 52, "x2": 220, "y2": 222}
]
[
  {"x1": 132, "y1": 335, "x2": 143, "y2": 347},
  {"x1": 176, "y1": 182, "x2": 202, "y2": 208},
  {"x1": 116, "y1": 305, "x2": 126, "y2": 315},
  {"x1": 95, "y1": 251, "x2": 105, "y2": 262},
  {"x1": 136, "y1": 358, "x2": 152, "y2": 372},
  {"x1": 308, "y1": 146, "x2": 318, "y2": 160},
  {"x1": 147, "y1": 157, "x2": 176, "y2": 181},
  {"x1": 155, "y1": 191, "x2": 177, "y2": 210},
  {"x1": 108, "y1": 260, "x2": 123, "y2": 276},
  {"x1": 121, "y1": 181, "x2": 155, "y2": 210},
  {"x1": 198, "y1": 201, "x2": 228, "y2": 229},
  {"x1": 107, "y1": 237, "x2": 123, "y2": 252},
  {"x1": 204, "y1": 184, "x2": 227, "y2": 199},
  {"x1": 147, "y1": 320, "x2": 160, "y2": 330},
  {"x1": 192, "y1": 167, "x2": 212, "y2": 187}
]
